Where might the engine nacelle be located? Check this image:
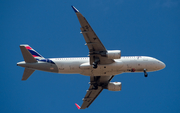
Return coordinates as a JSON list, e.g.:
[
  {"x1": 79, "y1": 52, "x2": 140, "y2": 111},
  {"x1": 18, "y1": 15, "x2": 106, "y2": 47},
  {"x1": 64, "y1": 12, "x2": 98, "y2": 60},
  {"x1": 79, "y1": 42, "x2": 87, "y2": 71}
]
[
  {"x1": 107, "y1": 82, "x2": 121, "y2": 91},
  {"x1": 106, "y1": 50, "x2": 121, "y2": 59}
]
